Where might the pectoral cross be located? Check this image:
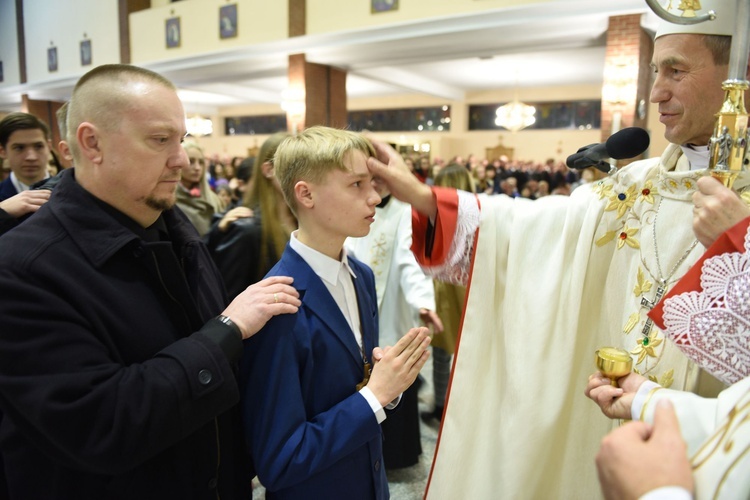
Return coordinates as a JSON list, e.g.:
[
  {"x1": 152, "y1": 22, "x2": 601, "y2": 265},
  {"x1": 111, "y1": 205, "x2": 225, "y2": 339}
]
[
  {"x1": 355, "y1": 361, "x2": 372, "y2": 391},
  {"x1": 639, "y1": 284, "x2": 667, "y2": 337}
]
